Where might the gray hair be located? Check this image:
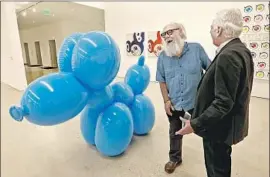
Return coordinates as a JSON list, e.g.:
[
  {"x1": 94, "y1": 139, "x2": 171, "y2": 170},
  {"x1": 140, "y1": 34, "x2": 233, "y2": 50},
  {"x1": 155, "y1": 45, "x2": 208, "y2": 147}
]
[
  {"x1": 212, "y1": 8, "x2": 243, "y2": 38},
  {"x1": 162, "y1": 22, "x2": 187, "y2": 40}
]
